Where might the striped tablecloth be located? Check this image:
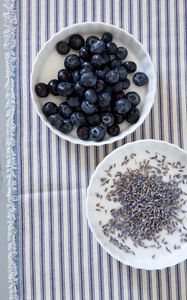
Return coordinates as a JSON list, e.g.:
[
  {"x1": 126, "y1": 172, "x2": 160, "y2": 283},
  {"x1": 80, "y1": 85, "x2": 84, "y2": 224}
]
[{"x1": 5, "y1": 0, "x2": 187, "y2": 299}]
